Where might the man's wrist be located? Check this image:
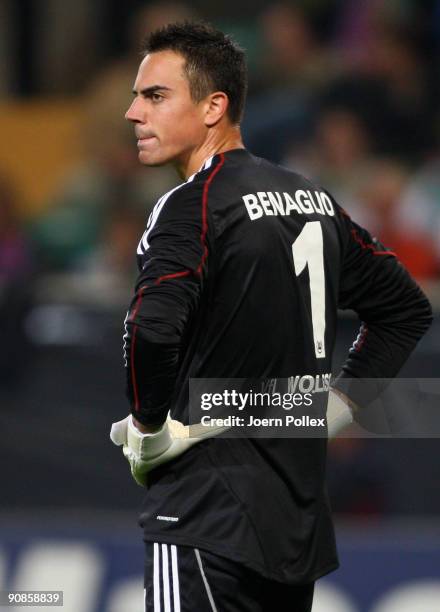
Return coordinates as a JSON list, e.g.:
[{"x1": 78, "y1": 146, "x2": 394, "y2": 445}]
[
  {"x1": 330, "y1": 386, "x2": 358, "y2": 414},
  {"x1": 131, "y1": 416, "x2": 164, "y2": 434}
]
